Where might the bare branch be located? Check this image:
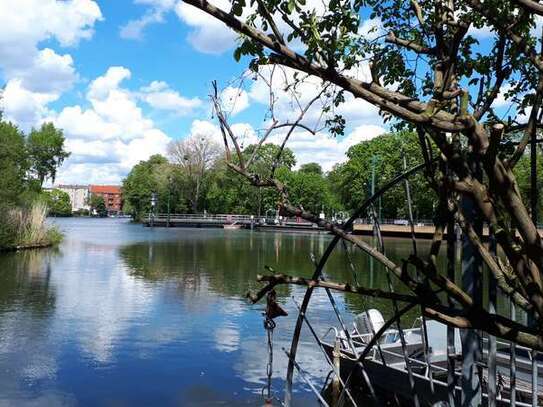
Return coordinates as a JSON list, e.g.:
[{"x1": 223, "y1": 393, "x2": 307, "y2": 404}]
[{"x1": 247, "y1": 273, "x2": 419, "y2": 304}]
